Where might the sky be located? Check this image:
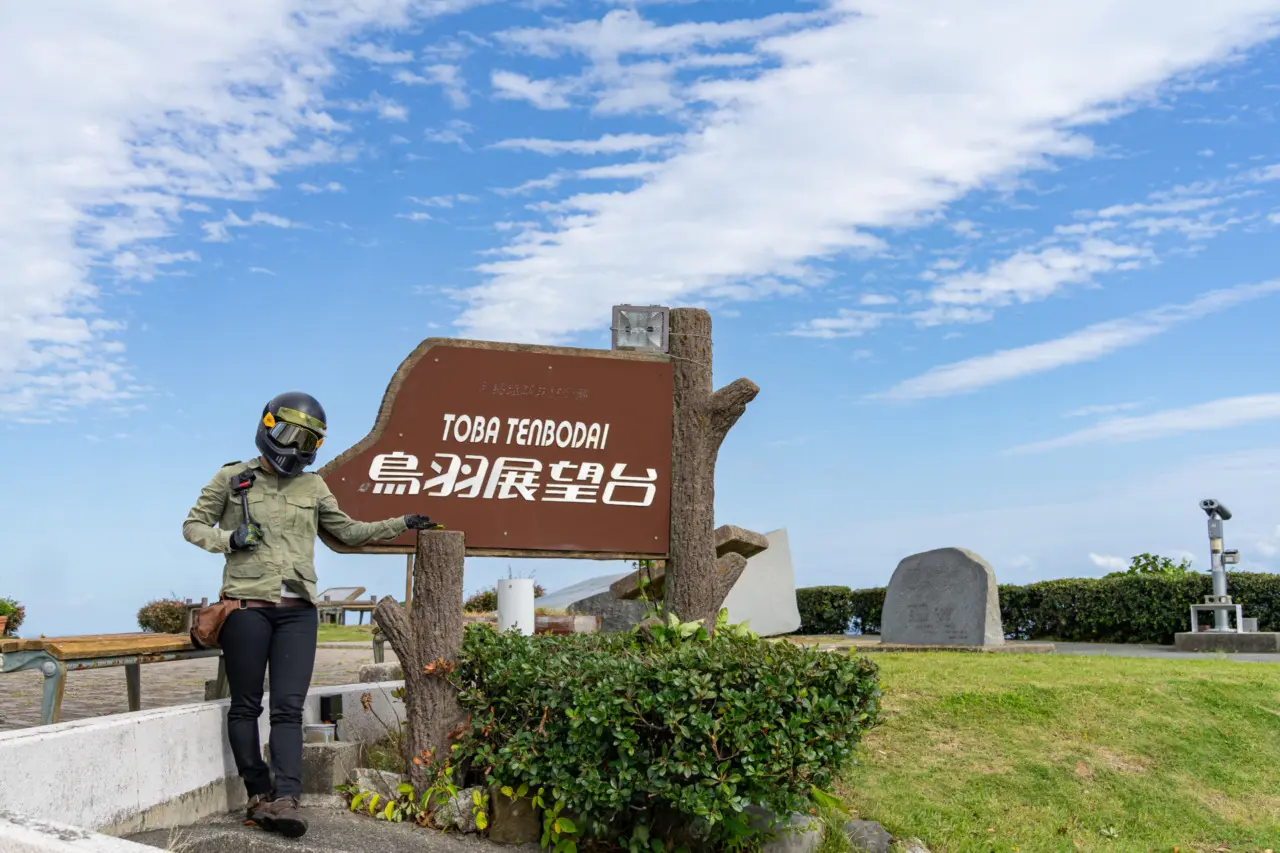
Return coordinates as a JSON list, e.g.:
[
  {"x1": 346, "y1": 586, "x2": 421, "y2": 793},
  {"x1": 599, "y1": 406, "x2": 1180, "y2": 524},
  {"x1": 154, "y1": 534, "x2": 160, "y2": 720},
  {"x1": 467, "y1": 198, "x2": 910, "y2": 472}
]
[{"x1": 2, "y1": 0, "x2": 1280, "y2": 637}]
